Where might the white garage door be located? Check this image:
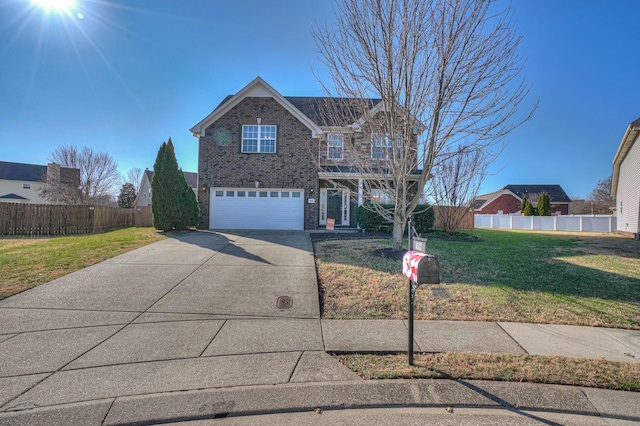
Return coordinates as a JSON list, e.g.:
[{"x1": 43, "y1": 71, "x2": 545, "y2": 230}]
[{"x1": 210, "y1": 188, "x2": 304, "y2": 230}]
